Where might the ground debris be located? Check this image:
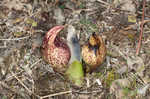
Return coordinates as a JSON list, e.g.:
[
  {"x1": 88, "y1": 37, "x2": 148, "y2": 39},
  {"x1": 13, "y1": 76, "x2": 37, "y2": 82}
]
[{"x1": 0, "y1": 0, "x2": 150, "y2": 99}]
